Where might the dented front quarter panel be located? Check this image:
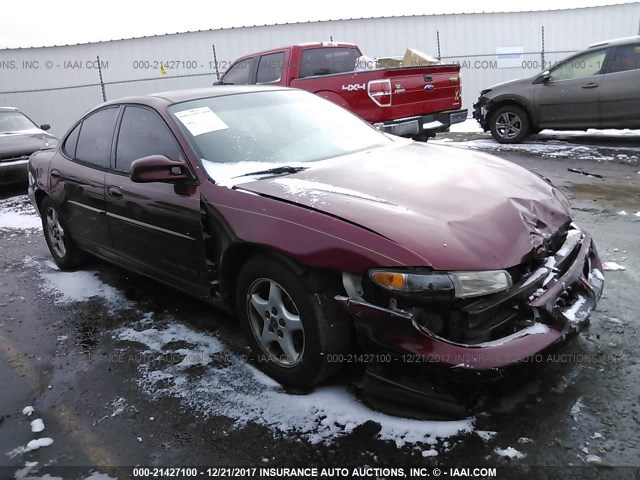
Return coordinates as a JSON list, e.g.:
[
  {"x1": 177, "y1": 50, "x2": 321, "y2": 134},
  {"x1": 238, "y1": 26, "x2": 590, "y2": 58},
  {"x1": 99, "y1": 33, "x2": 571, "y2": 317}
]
[{"x1": 201, "y1": 185, "x2": 431, "y2": 273}]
